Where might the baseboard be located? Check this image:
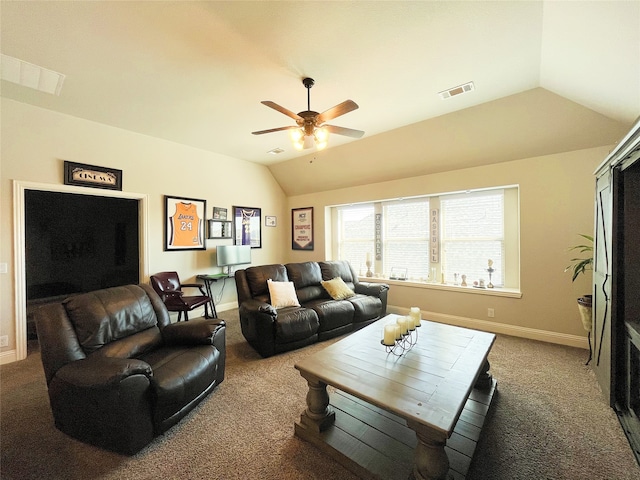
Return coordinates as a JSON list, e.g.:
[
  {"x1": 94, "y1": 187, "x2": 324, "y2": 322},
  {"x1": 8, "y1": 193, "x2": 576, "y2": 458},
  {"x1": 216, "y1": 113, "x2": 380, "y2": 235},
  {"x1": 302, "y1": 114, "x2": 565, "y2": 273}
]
[
  {"x1": 216, "y1": 301, "x2": 239, "y2": 314},
  {"x1": 0, "y1": 349, "x2": 18, "y2": 365},
  {"x1": 387, "y1": 305, "x2": 589, "y2": 350}
]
